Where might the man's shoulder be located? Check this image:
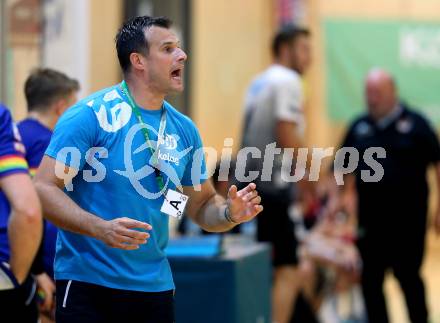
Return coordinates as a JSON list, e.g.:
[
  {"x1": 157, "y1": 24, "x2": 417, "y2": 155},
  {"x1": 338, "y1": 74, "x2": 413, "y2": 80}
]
[
  {"x1": 0, "y1": 105, "x2": 14, "y2": 139},
  {"x1": 402, "y1": 104, "x2": 430, "y2": 124},
  {"x1": 247, "y1": 65, "x2": 300, "y2": 98},
  {"x1": 17, "y1": 118, "x2": 31, "y2": 129},
  {"x1": 60, "y1": 84, "x2": 129, "y2": 130},
  {"x1": 345, "y1": 114, "x2": 371, "y2": 136},
  {"x1": 17, "y1": 119, "x2": 51, "y2": 148},
  {"x1": 0, "y1": 104, "x2": 11, "y2": 121},
  {"x1": 263, "y1": 66, "x2": 302, "y2": 98},
  {"x1": 267, "y1": 64, "x2": 301, "y2": 84},
  {"x1": 401, "y1": 106, "x2": 440, "y2": 136},
  {"x1": 349, "y1": 113, "x2": 370, "y2": 126},
  {"x1": 17, "y1": 119, "x2": 40, "y2": 146},
  {"x1": 165, "y1": 102, "x2": 197, "y2": 129},
  {"x1": 77, "y1": 84, "x2": 122, "y2": 110},
  {"x1": 17, "y1": 118, "x2": 48, "y2": 133}
]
